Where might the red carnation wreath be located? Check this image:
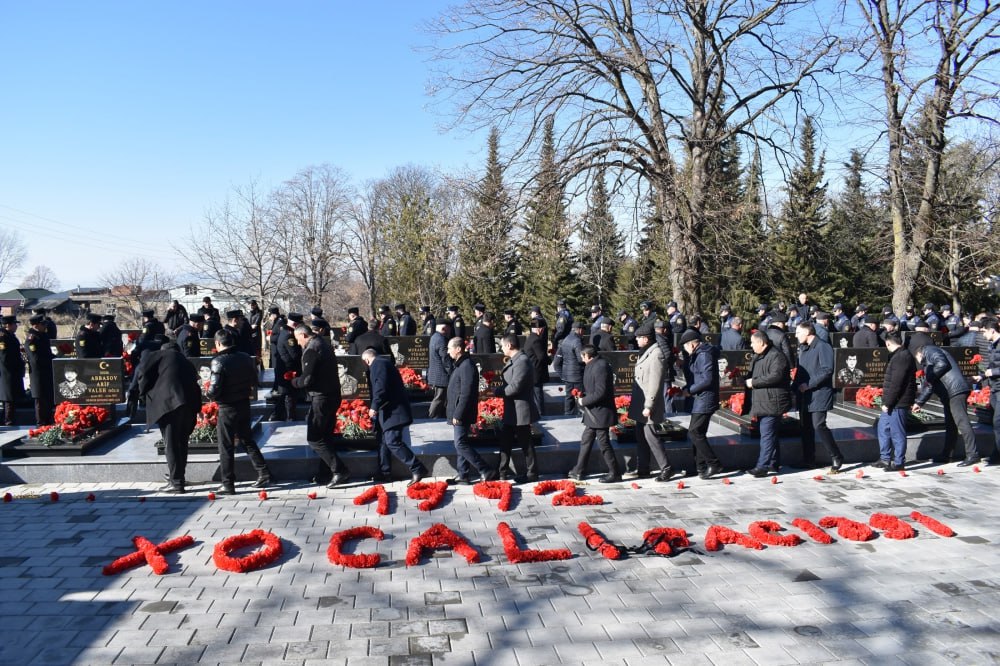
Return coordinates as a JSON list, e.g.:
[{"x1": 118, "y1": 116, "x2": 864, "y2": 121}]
[
  {"x1": 406, "y1": 523, "x2": 480, "y2": 566},
  {"x1": 473, "y1": 480, "x2": 514, "y2": 511},
  {"x1": 577, "y1": 522, "x2": 623, "y2": 560},
  {"x1": 407, "y1": 481, "x2": 448, "y2": 511},
  {"x1": 327, "y1": 526, "x2": 384, "y2": 569},
  {"x1": 641, "y1": 527, "x2": 690, "y2": 556},
  {"x1": 704, "y1": 525, "x2": 764, "y2": 551},
  {"x1": 213, "y1": 529, "x2": 283, "y2": 573},
  {"x1": 354, "y1": 485, "x2": 391, "y2": 515},
  {"x1": 534, "y1": 479, "x2": 604, "y2": 506},
  {"x1": 910, "y1": 511, "x2": 956, "y2": 537},
  {"x1": 497, "y1": 522, "x2": 572, "y2": 564},
  {"x1": 791, "y1": 518, "x2": 834, "y2": 544},
  {"x1": 818, "y1": 516, "x2": 875, "y2": 542},
  {"x1": 748, "y1": 521, "x2": 803, "y2": 547},
  {"x1": 868, "y1": 513, "x2": 916, "y2": 540},
  {"x1": 102, "y1": 535, "x2": 195, "y2": 576}
]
